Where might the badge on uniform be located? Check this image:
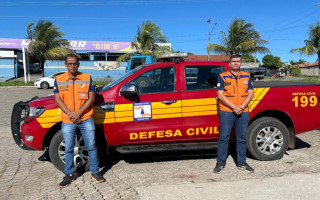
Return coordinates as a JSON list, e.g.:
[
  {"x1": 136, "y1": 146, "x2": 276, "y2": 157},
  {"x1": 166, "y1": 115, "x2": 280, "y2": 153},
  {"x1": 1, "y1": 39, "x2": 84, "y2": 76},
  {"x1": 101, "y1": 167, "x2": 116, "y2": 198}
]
[
  {"x1": 244, "y1": 80, "x2": 248, "y2": 85},
  {"x1": 81, "y1": 93, "x2": 86, "y2": 98},
  {"x1": 60, "y1": 85, "x2": 69, "y2": 91},
  {"x1": 81, "y1": 84, "x2": 86, "y2": 88}
]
